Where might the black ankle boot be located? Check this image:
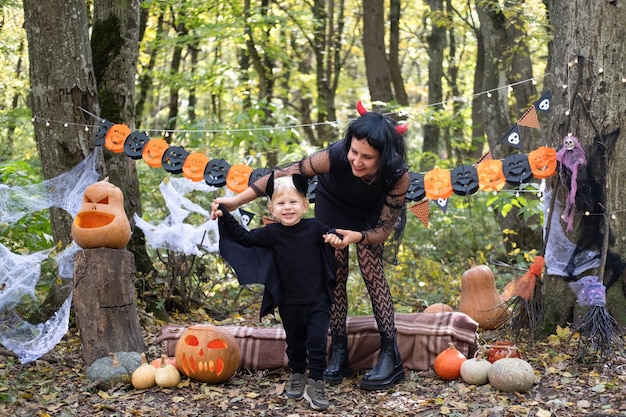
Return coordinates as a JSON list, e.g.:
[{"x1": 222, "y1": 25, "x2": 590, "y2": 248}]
[
  {"x1": 323, "y1": 333, "x2": 351, "y2": 384},
  {"x1": 359, "y1": 332, "x2": 405, "y2": 391}
]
